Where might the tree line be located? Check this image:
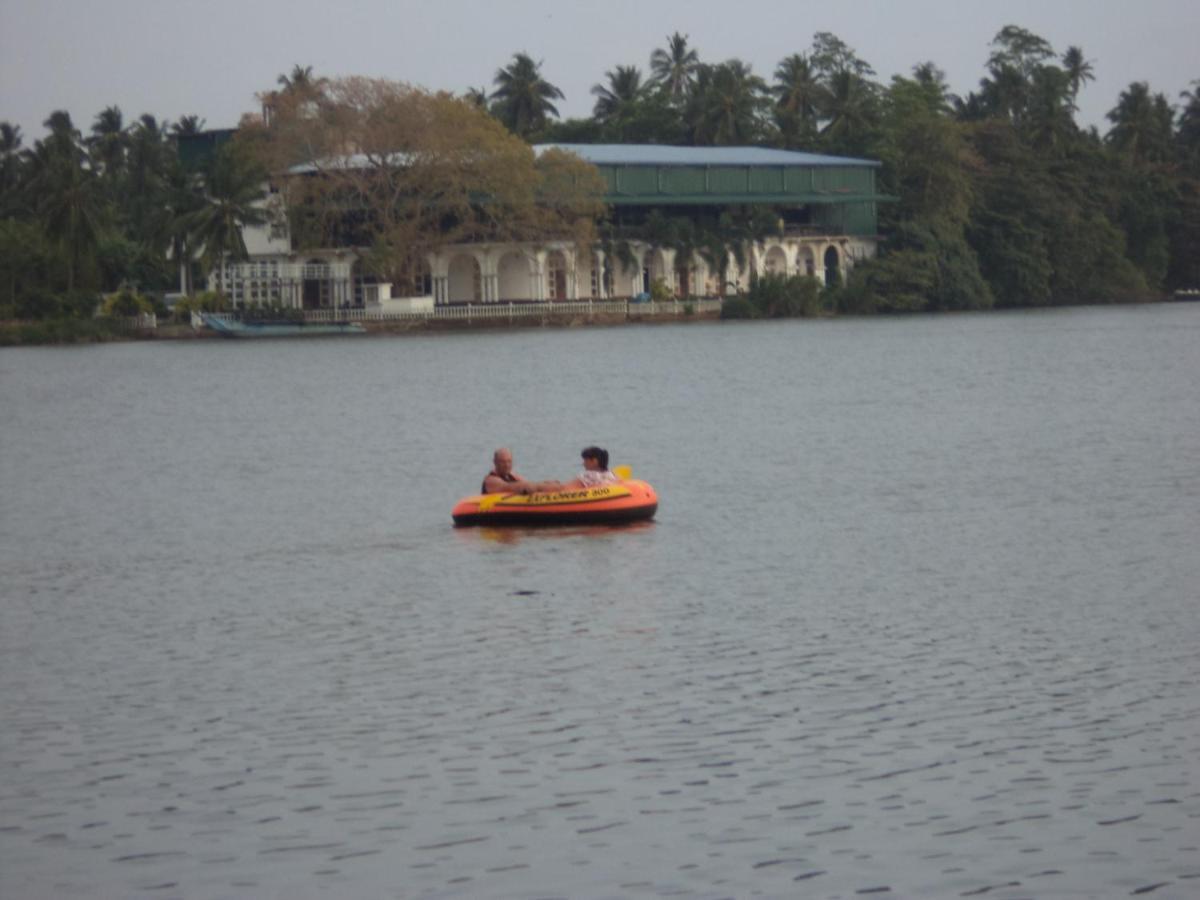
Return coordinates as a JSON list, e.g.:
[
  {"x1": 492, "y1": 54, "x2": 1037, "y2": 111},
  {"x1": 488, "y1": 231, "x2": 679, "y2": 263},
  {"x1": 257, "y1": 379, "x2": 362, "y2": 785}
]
[
  {"x1": 480, "y1": 27, "x2": 1198, "y2": 311},
  {"x1": 1, "y1": 25, "x2": 1198, "y2": 325}
]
